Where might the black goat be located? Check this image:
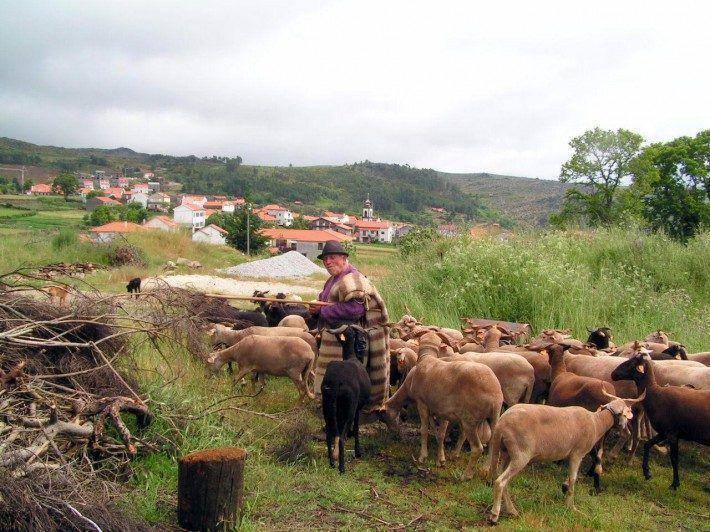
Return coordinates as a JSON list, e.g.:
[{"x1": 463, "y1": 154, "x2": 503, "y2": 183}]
[
  {"x1": 126, "y1": 277, "x2": 141, "y2": 296},
  {"x1": 586, "y1": 327, "x2": 613, "y2": 350},
  {"x1": 611, "y1": 354, "x2": 710, "y2": 489},
  {"x1": 322, "y1": 324, "x2": 371, "y2": 473},
  {"x1": 252, "y1": 290, "x2": 311, "y2": 327}
]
